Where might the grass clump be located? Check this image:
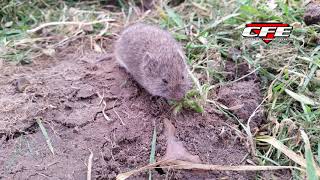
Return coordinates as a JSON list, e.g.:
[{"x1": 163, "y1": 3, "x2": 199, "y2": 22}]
[{"x1": 0, "y1": 0, "x2": 118, "y2": 63}]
